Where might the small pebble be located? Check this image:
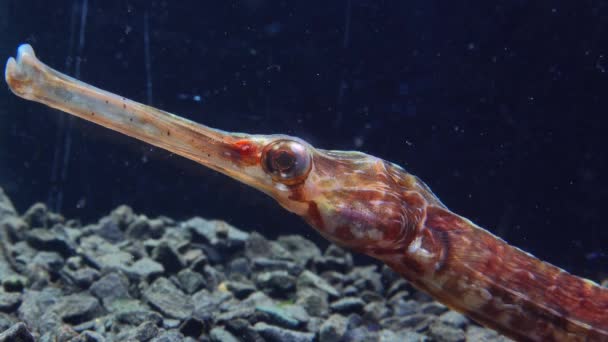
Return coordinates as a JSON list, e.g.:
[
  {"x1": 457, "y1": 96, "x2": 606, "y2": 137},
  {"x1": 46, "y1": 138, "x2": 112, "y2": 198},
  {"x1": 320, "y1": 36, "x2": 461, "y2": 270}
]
[{"x1": 0, "y1": 322, "x2": 34, "y2": 342}]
